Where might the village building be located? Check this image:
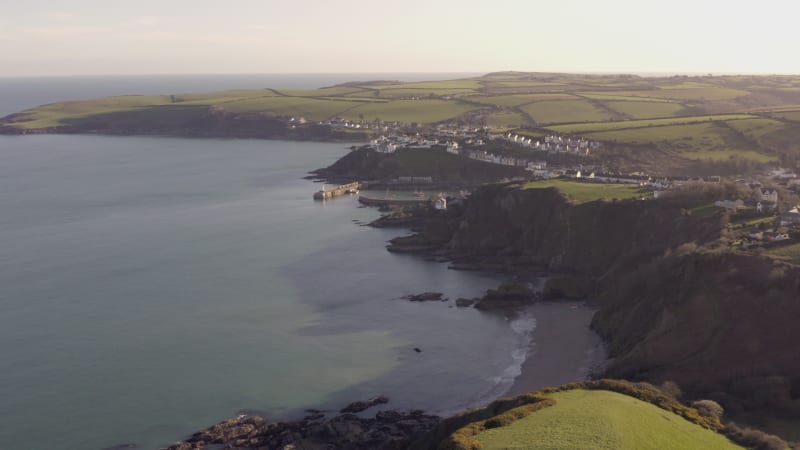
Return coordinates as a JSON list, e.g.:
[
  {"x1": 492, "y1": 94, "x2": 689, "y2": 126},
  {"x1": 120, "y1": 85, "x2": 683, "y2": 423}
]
[
  {"x1": 714, "y1": 199, "x2": 745, "y2": 210},
  {"x1": 780, "y1": 207, "x2": 800, "y2": 226},
  {"x1": 756, "y1": 188, "x2": 779, "y2": 205},
  {"x1": 434, "y1": 194, "x2": 447, "y2": 210}
]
